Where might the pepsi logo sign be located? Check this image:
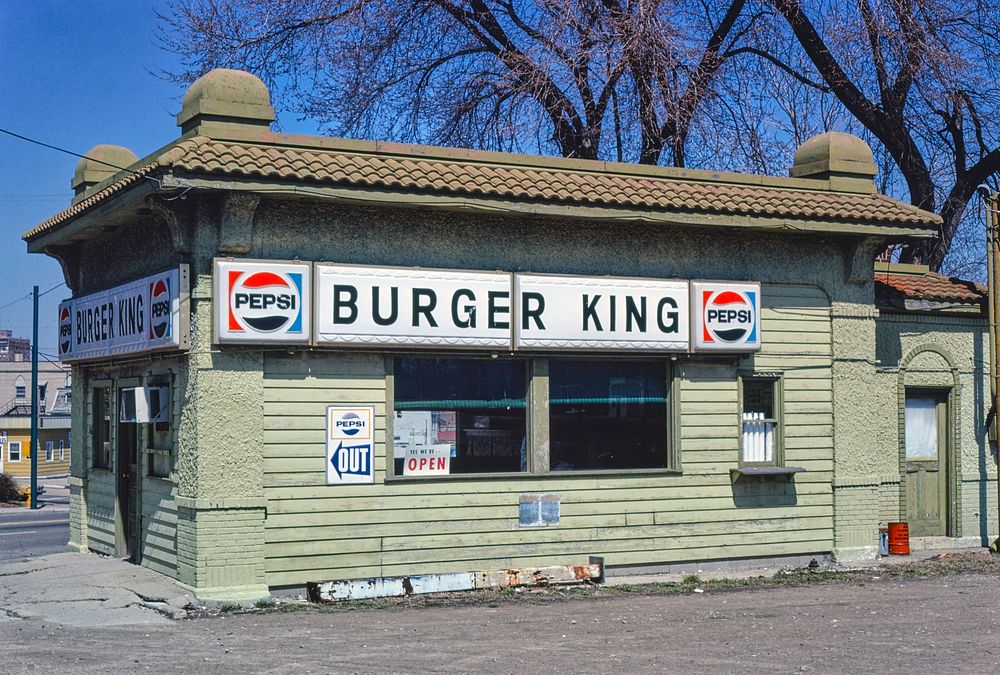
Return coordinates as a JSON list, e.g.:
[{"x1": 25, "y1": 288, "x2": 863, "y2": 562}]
[
  {"x1": 335, "y1": 411, "x2": 365, "y2": 436},
  {"x1": 58, "y1": 304, "x2": 72, "y2": 355},
  {"x1": 326, "y1": 405, "x2": 376, "y2": 484},
  {"x1": 215, "y1": 261, "x2": 311, "y2": 344},
  {"x1": 149, "y1": 278, "x2": 172, "y2": 340},
  {"x1": 692, "y1": 282, "x2": 760, "y2": 351}
]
